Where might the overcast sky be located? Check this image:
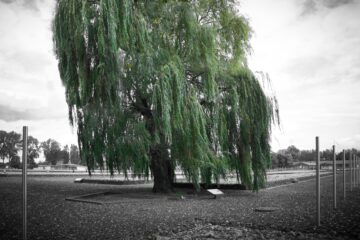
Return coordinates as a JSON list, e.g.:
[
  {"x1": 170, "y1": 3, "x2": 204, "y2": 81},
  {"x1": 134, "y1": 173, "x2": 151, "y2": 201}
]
[{"x1": 0, "y1": 0, "x2": 359, "y2": 152}]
